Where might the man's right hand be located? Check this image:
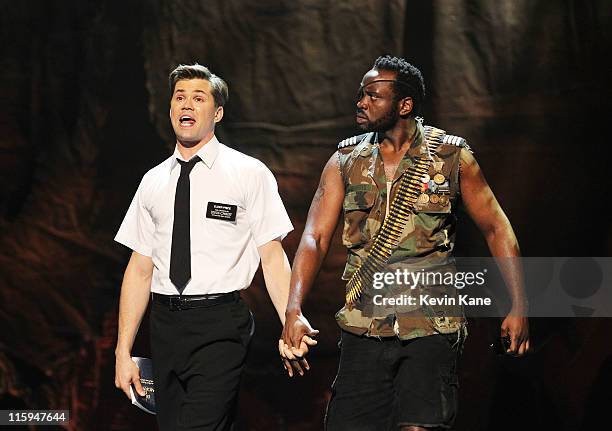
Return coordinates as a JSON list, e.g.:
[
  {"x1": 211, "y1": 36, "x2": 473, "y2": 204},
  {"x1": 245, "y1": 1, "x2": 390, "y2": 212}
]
[
  {"x1": 115, "y1": 354, "x2": 145, "y2": 399},
  {"x1": 279, "y1": 311, "x2": 319, "y2": 377}
]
